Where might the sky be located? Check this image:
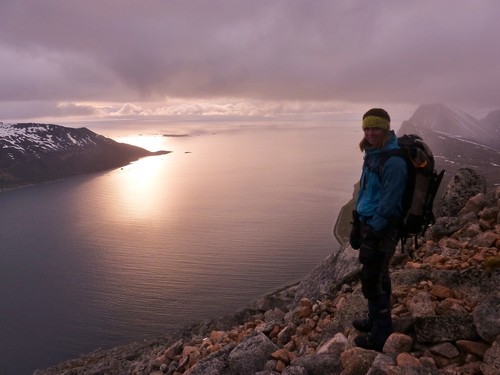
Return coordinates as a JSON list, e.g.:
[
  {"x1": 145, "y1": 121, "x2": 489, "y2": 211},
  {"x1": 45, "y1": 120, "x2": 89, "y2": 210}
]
[{"x1": 1, "y1": 0, "x2": 499, "y2": 127}]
